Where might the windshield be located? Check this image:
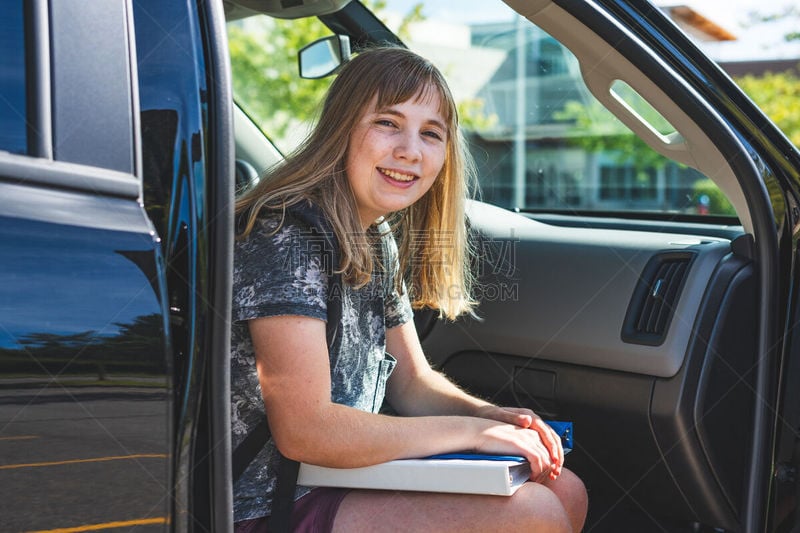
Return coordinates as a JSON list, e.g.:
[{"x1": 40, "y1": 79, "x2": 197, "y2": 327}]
[{"x1": 228, "y1": 0, "x2": 736, "y2": 219}]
